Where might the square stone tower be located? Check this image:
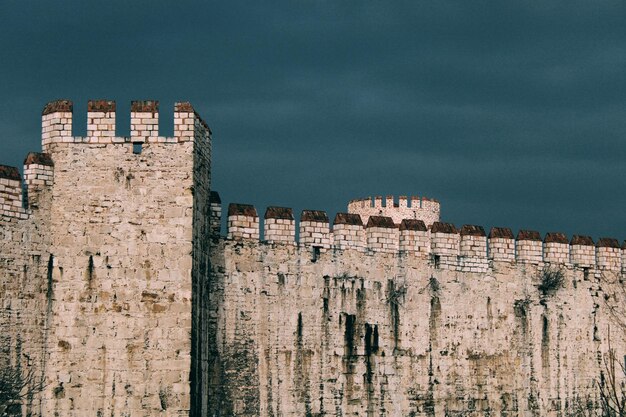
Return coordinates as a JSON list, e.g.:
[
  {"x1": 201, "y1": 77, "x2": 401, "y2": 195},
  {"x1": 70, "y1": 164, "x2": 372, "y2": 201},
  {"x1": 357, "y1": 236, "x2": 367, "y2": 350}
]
[{"x1": 37, "y1": 99, "x2": 211, "y2": 415}]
